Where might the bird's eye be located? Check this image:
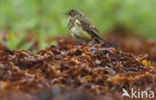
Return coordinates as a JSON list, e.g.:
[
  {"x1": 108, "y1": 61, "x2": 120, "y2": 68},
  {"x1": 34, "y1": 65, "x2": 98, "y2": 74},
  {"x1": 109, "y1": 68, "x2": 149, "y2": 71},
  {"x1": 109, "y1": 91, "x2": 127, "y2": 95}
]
[
  {"x1": 69, "y1": 12, "x2": 72, "y2": 15},
  {"x1": 69, "y1": 10, "x2": 76, "y2": 17}
]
